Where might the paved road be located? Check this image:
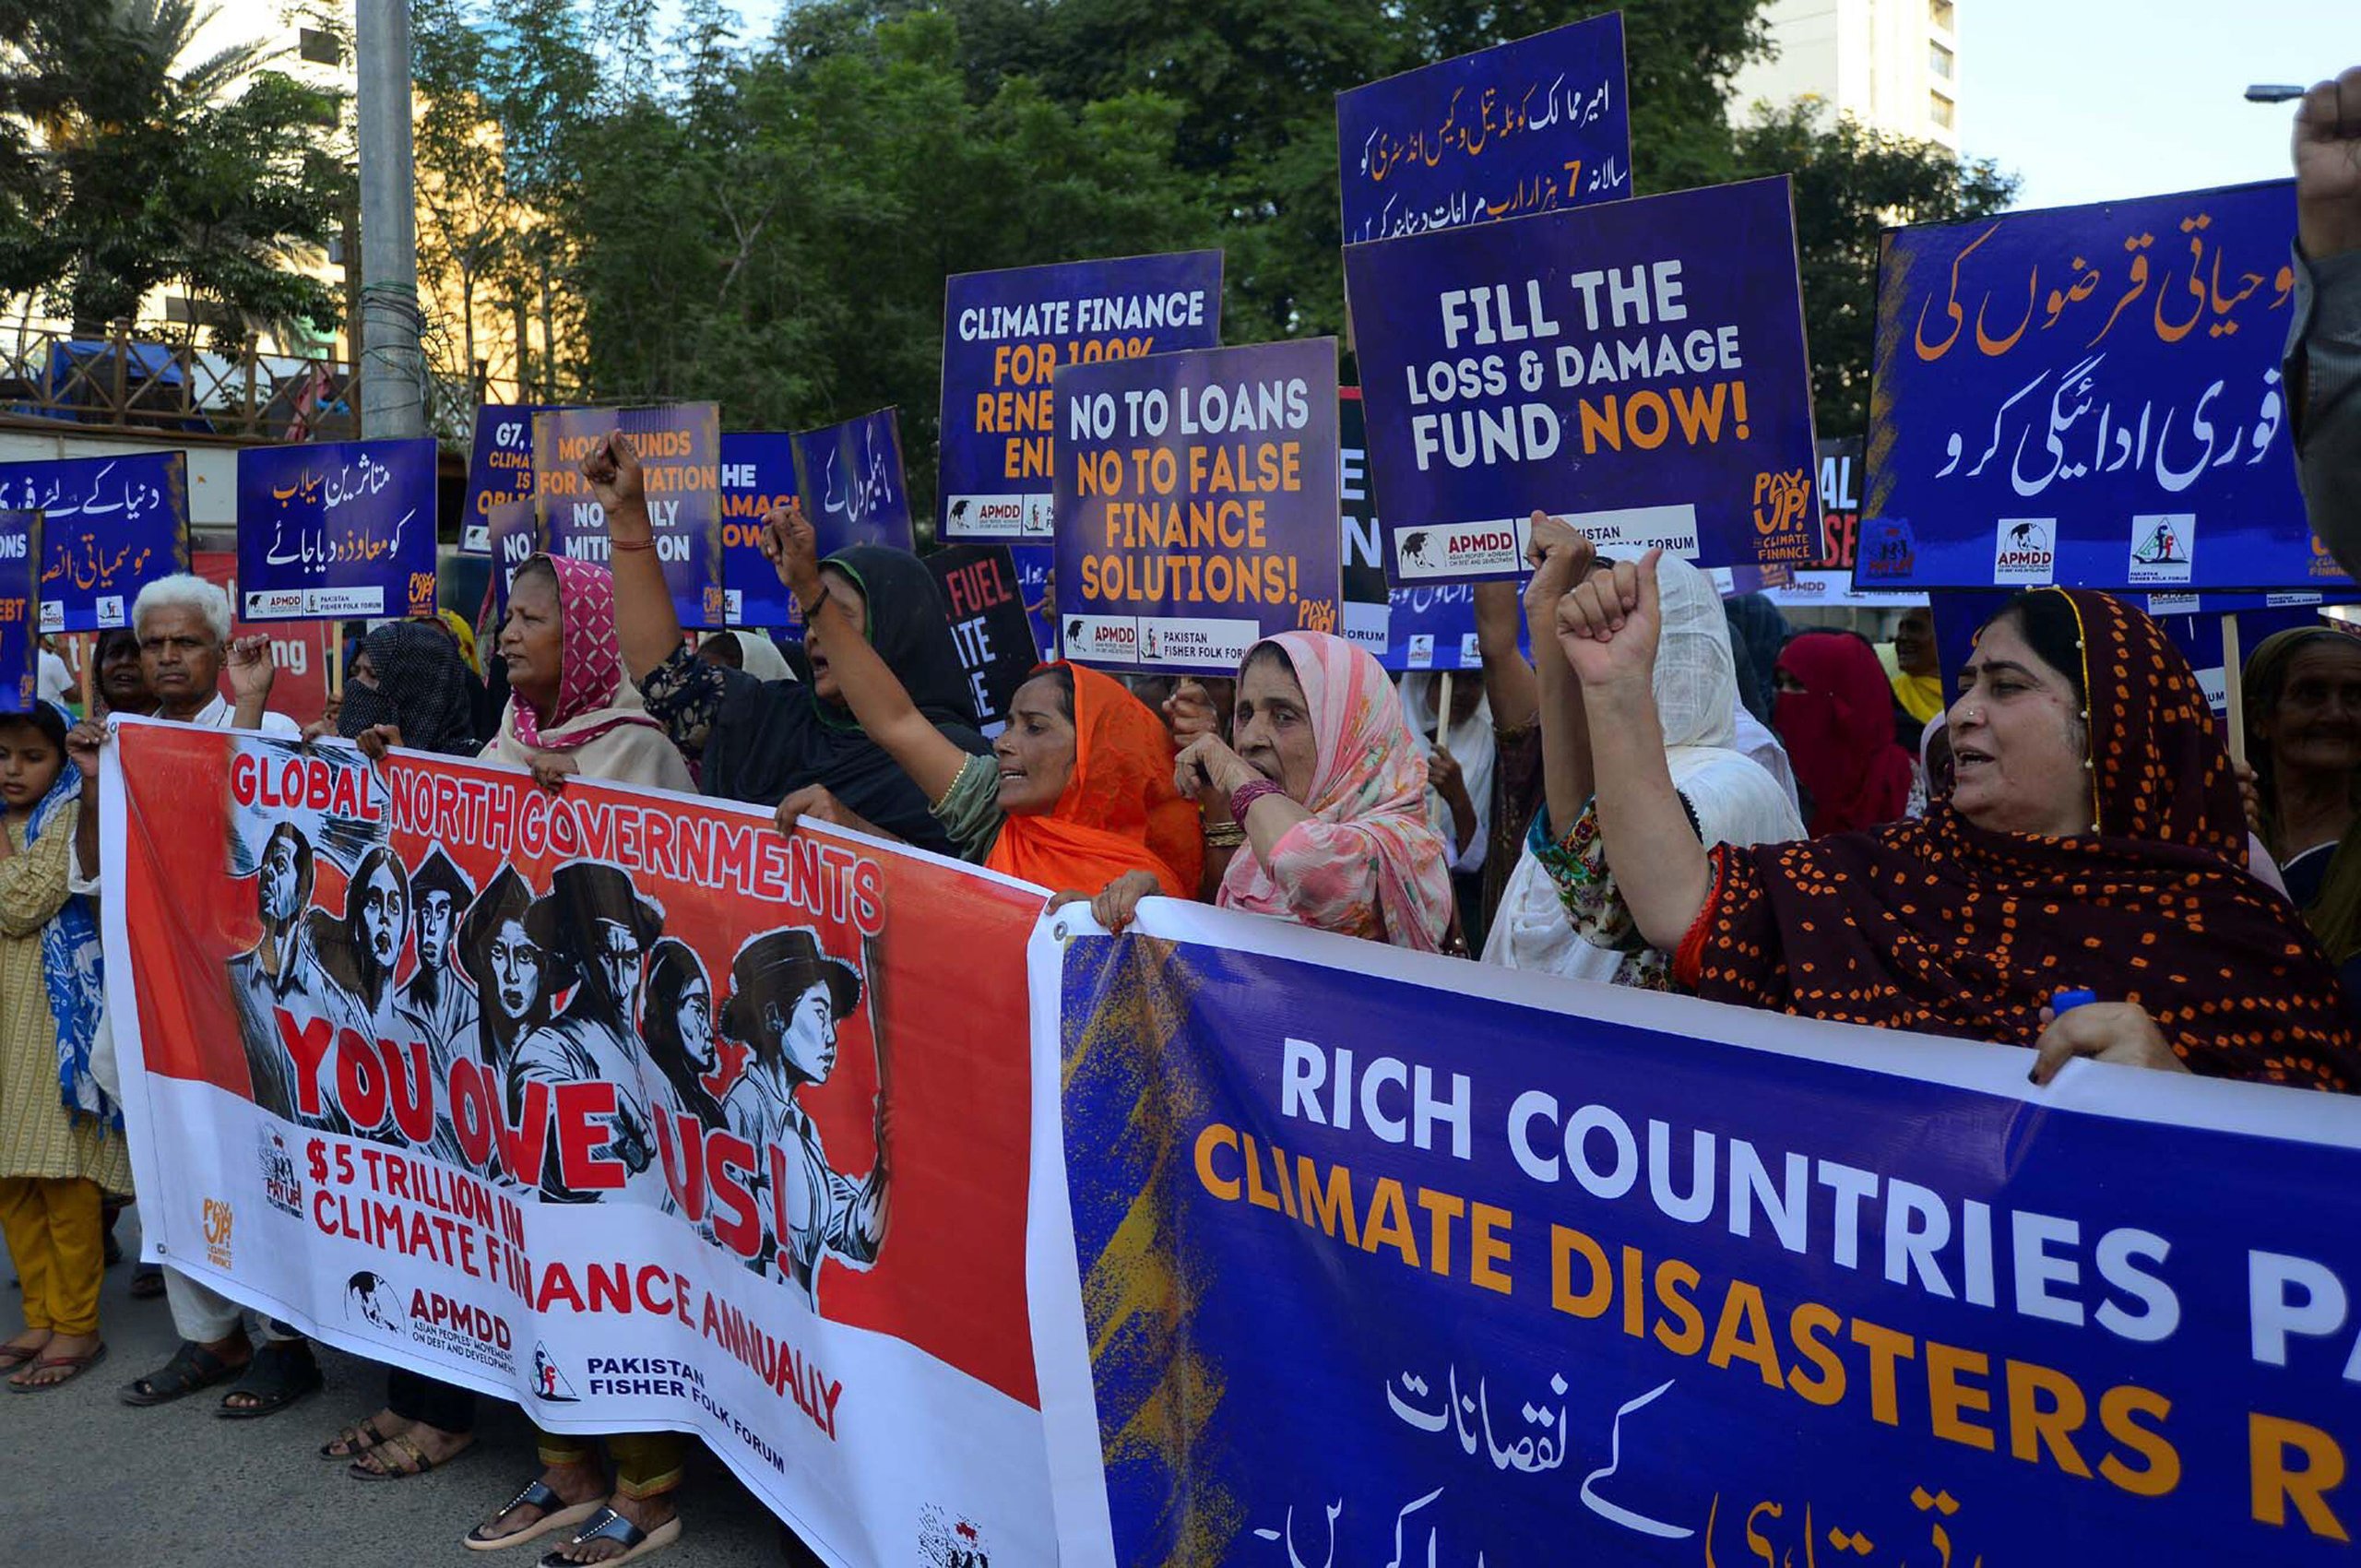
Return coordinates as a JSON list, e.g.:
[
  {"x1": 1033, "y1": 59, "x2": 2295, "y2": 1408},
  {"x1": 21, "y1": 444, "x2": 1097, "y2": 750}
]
[{"x1": 0, "y1": 1208, "x2": 793, "y2": 1567}]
